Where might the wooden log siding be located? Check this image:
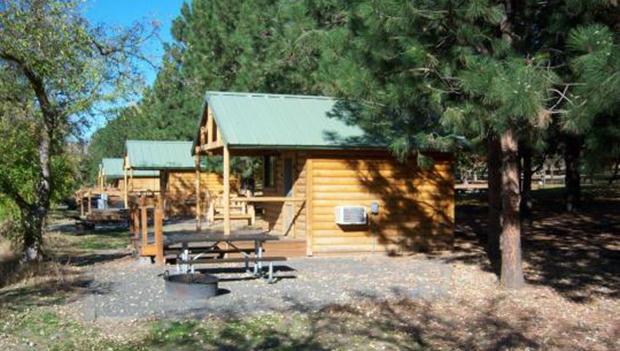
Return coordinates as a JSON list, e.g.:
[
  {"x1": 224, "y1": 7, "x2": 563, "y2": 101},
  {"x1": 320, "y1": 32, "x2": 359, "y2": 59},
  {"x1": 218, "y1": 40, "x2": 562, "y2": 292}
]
[
  {"x1": 117, "y1": 177, "x2": 160, "y2": 193},
  {"x1": 164, "y1": 171, "x2": 237, "y2": 218},
  {"x1": 306, "y1": 154, "x2": 454, "y2": 254}
]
